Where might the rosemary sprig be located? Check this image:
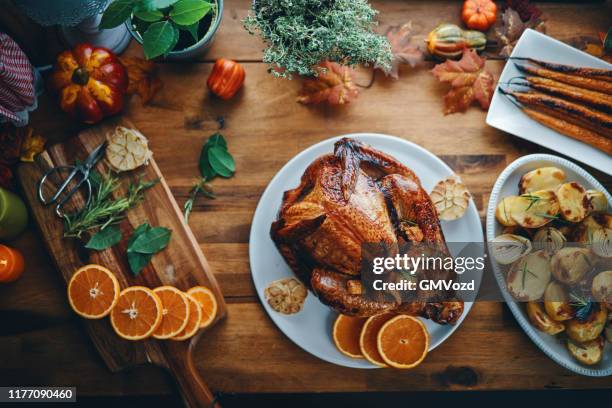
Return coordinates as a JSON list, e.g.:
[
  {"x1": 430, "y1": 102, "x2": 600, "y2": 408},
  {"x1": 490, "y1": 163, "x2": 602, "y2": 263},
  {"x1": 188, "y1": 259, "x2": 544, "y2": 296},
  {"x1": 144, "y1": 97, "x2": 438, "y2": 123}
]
[
  {"x1": 183, "y1": 178, "x2": 216, "y2": 223},
  {"x1": 63, "y1": 172, "x2": 158, "y2": 239},
  {"x1": 521, "y1": 263, "x2": 537, "y2": 289},
  {"x1": 520, "y1": 193, "x2": 545, "y2": 211},
  {"x1": 533, "y1": 213, "x2": 572, "y2": 225},
  {"x1": 569, "y1": 292, "x2": 593, "y2": 322}
]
